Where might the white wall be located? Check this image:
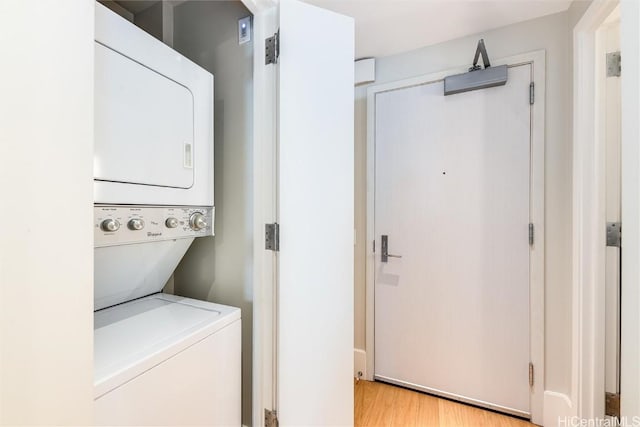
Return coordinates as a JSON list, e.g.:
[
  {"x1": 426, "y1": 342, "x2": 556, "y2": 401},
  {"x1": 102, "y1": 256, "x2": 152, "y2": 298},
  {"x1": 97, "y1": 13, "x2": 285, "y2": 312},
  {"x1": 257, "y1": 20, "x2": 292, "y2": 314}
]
[
  {"x1": 171, "y1": 2, "x2": 254, "y2": 425},
  {"x1": 355, "y1": 11, "x2": 575, "y2": 397},
  {"x1": 0, "y1": 0, "x2": 94, "y2": 424}
]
